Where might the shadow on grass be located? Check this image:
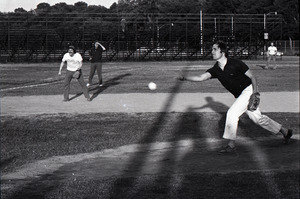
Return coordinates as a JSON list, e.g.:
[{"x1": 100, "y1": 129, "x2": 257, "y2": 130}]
[
  {"x1": 0, "y1": 156, "x2": 17, "y2": 170},
  {"x1": 89, "y1": 73, "x2": 132, "y2": 100},
  {"x1": 68, "y1": 73, "x2": 132, "y2": 101},
  {"x1": 189, "y1": 96, "x2": 229, "y2": 138}
]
